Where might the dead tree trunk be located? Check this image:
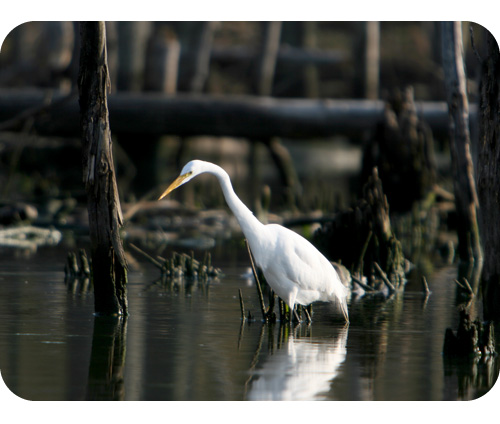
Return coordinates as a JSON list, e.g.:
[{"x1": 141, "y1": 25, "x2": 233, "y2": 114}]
[
  {"x1": 441, "y1": 22, "x2": 482, "y2": 263},
  {"x1": 78, "y1": 22, "x2": 128, "y2": 316},
  {"x1": 477, "y1": 30, "x2": 500, "y2": 322}
]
